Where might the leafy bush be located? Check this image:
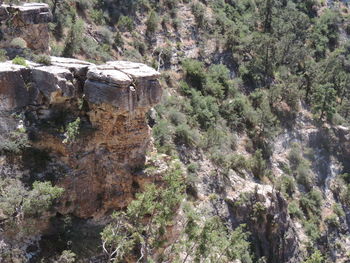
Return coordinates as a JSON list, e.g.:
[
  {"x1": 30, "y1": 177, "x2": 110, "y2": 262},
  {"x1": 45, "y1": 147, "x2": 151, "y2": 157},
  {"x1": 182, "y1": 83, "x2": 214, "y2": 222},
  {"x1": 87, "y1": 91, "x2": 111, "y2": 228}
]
[
  {"x1": 303, "y1": 218, "x2": 321, "y2": 242},
  {"x1": 300, "y1": 189, "x2": 323, "y2": 218},
  {"x1": 23, "y1": 181, "x2": 64, "y2": 216},
  {"x1": 325, "y1": 214, "x2": 340, "y2": 228},
  {"x1": 0, "y1": 179, "x2": 63, "y2": 223},
  {"x1": 288, "y1": 143, "x2": 303, "y2": 168},
  {"x1": 278, "y1": 175, "x2": 296, "y2": 197},
  {"x1": 0, "y1": 131, "x2": 30, "y2": 155},
  {"x1": 249, "y1": 150, "x2": 267, "y2": 179},
  {"x1": 0, "y1": 49, "x2": 8, "y2": 62},
  {"x1": 90, "y1": 9, "x2": 105, "y2": 25},
  {"x1": 34, "y1": 54, "x2": 52, "y2": 65},
  {"x1": 182, "y1": 59, "x2": 206, "y2": 90},
  {"x1": 10, "y1": 37, "x2": 27, "y2": 48},
  {"x1": 146, "y1": 10, "x2": 159, "y2": 35},
  {"x1": 12, "y1": 56, "x2": 28, "y2": 67},
  {"x1": 191, "y1": 2, "x2": 206, "y2": 28},
  {"x1": 296, "y1": 161, "x2": 313, "y2": 189},
  {"x1": 174, "y1": 124, "x2": 199, "y2": 147},
  {"x1": 288, "y1": 201, "x2": 303, "y2": 219},
  {"x1": 303, "y1": 250, "x2": 324, "y2": 263},
  {"x1": 62, "y1": 18, "x2": 84, "y2": 58},
  {"x1": 63, "y1": 117, "x2": 81, "y2": 144},
  {"x1": 117, "y1": 15, "x2": 134, "y2": 31},
  {"x1": 101, "y1": 161, "x2": 185, "y2": 262}
]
